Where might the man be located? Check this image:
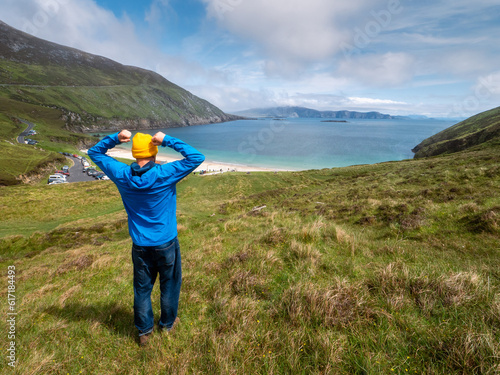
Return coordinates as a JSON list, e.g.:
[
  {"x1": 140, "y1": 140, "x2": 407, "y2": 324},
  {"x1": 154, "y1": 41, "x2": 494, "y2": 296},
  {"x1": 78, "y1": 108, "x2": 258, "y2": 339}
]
[{"x1": 88, "y1": 130, "x2": 205, "y2": 346}]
